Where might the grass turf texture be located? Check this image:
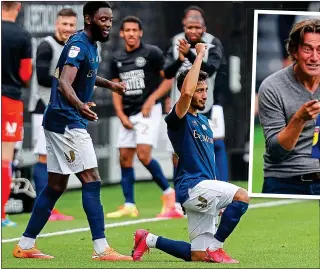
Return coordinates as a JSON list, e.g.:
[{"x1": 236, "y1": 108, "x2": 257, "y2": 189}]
[{"x1": 2, "y1": 180, "x2": 319, "y2": 268}]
